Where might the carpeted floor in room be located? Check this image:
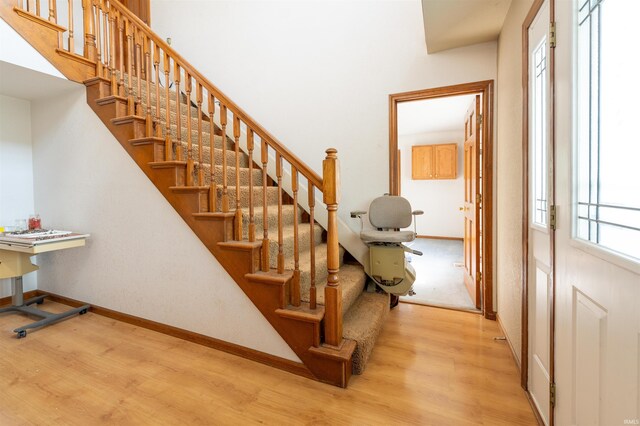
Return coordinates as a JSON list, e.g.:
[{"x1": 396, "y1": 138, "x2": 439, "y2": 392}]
[{"x1": 400, "y1": 238, "x2": 477, "y2": 310}]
